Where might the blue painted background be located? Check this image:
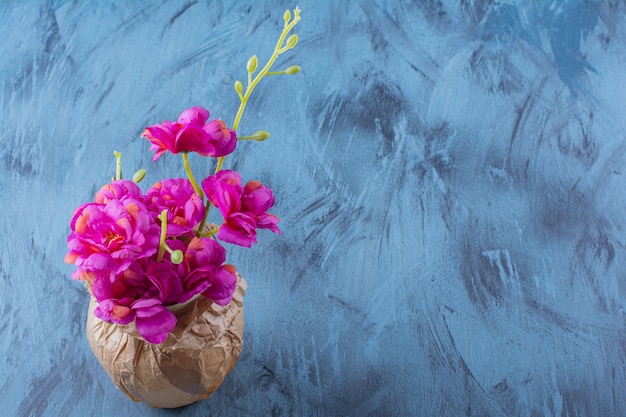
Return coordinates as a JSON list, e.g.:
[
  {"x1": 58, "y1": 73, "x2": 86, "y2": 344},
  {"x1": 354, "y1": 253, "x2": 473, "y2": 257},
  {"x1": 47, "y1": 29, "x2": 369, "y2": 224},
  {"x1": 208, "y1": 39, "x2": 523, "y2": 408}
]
[{"x1": 2, "y1": 1, "x2": 626, "y2": 416}]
